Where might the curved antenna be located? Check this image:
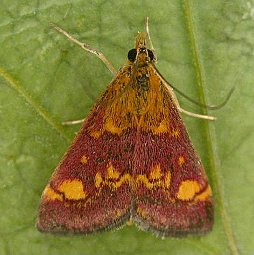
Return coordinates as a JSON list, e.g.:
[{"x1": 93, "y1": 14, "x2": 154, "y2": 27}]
[
  {"x1": 145, "y1": 17, "x2": 157, "y2": 61},
  {"x1": 154, "y1": 66, "x2": 235, "y2": 110},
  {"x1": 172, "y1": 85, "x2": 235, "y2": 110}
]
